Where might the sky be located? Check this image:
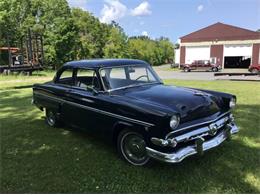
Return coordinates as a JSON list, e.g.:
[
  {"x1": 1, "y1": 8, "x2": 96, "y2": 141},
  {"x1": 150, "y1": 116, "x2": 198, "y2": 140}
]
[{"x1": 67, "y1": 0, "x2": 260, "y2": 43}]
